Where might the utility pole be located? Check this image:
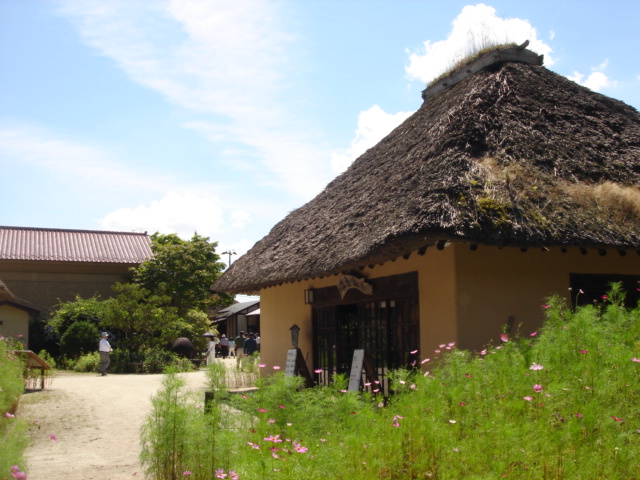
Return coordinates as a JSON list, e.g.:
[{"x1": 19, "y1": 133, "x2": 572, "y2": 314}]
[{"x1": 221, "y1": 250, "x2": 236, "y2": 268}]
